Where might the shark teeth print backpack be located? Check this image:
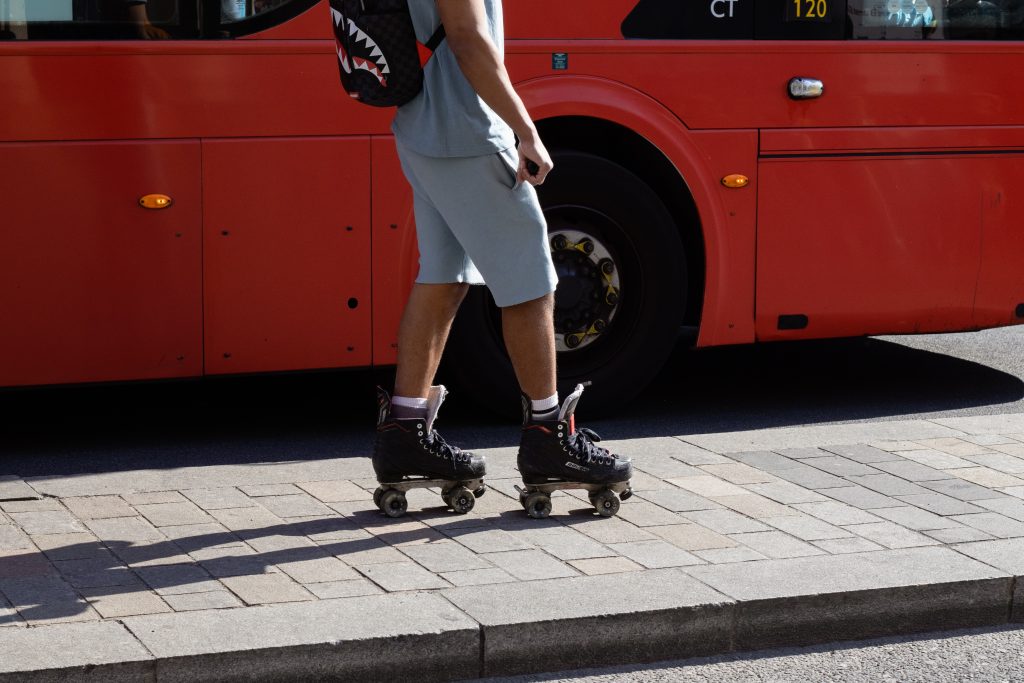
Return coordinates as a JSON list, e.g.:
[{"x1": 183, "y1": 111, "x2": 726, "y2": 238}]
[{"x1": 329, "y1": 0, "x2": 446, "y2": 107}]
